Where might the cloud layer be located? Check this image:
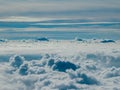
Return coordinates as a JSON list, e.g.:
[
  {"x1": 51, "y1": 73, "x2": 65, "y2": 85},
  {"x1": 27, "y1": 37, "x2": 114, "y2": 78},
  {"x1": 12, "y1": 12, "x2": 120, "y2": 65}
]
[
  {"x1": 0, "y1": 0, "x2": 120, "y2": 18},
  {"x1": 0, "y1": 40, "x2": 120, "y2": 90},
  {"x1": 0, "y1": 0, "x2": 120, "y2": 32}
]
